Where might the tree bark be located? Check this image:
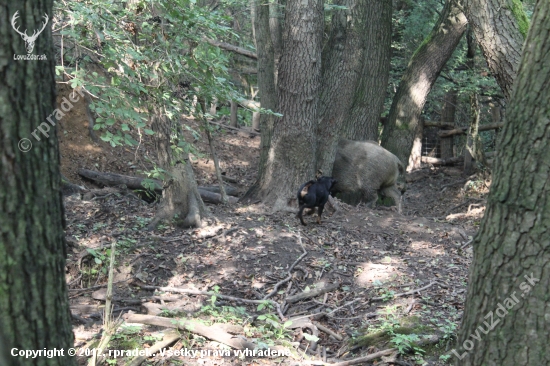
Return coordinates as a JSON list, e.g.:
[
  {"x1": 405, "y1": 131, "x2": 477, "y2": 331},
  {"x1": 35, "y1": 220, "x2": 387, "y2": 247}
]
[
  {"x1": 229, "y1": 100, "x2": 238, "y2": 128},
  {"x1": 209, "y1": 98, "x2": 217, "y2": 115},
  {"x1": 439, "y1": 90, "x2": 457, "y2": 159},
  {"x1": 455, "y1": 2, "x2": 550, "y2": 364},
  {"x1": 464, "y1": 0, "x2": 527, "y2": 100},
  {"x1": 315, "y1": 0, "x2": 392, "y2": 175},
  {"x1": 408, "y1": 118, "x2": 424, "y2": 170},
  {"x1": 148, "y1": 114, "x2": 207, "y2": 229},
  {"x1": 251, "y1": 111, "x2": 260, "y2": 130},
  {"x1": 0, "y1": 0, "x2": 76, "y2": 364},
  {"x1": 241, "y1": 0, "x2": 279, "y2": 201},
  {"x1": 380, "y1": 0, "x2": 468, "y2": 170},
  {"x1": 269, "y1": 0, "x2": 283, "y2": 83},
  {"x1": 250, "y1": 0, "x2": 323, "y2": 209},
  {"x1": 343, "y1": 0, "x2": 392, "y2": 141},
  {"x1": 463, "y1": 94, "x2": 479, "y2": 175}
]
